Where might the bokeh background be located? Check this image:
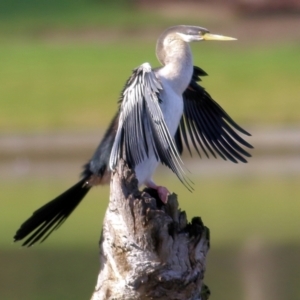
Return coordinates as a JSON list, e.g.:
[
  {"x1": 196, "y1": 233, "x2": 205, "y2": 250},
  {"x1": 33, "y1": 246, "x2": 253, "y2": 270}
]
[{"x1": 1, "y1": 0, "x2": 299, "y2": 299}]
